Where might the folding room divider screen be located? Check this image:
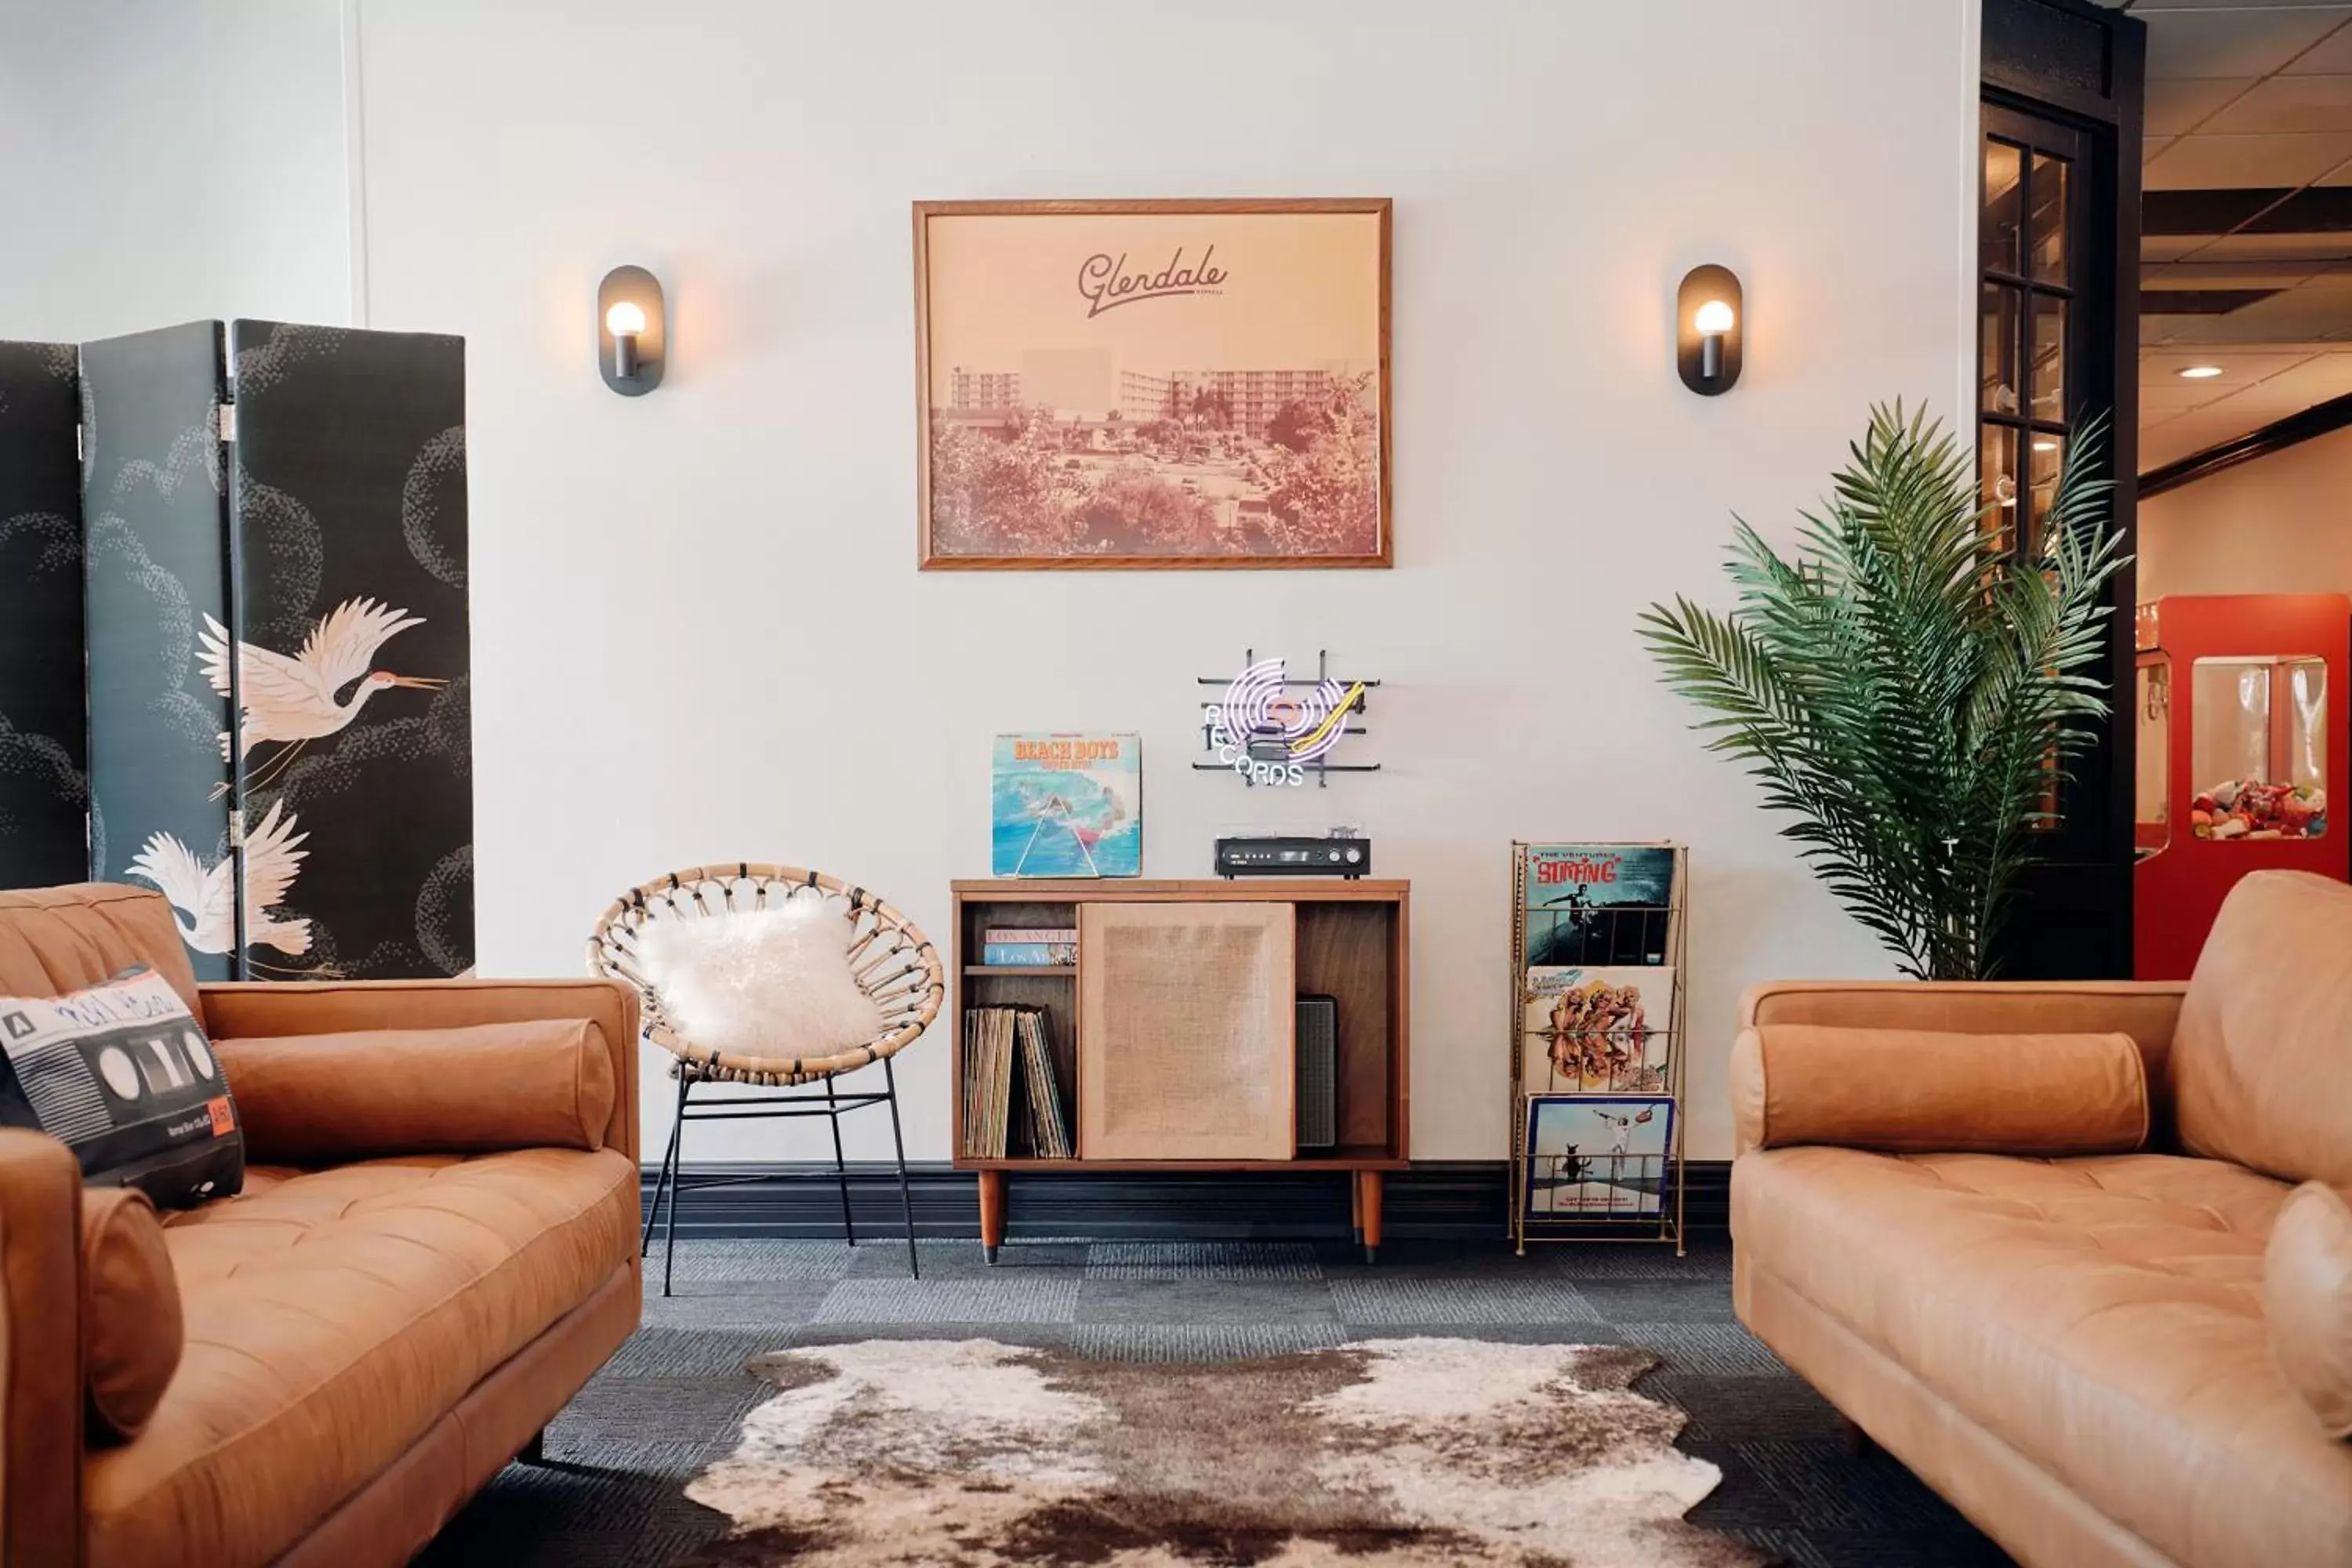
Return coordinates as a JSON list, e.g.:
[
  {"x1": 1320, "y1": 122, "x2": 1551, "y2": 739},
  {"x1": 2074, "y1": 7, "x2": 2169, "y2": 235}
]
[
  {"x1": 0, "y1": 321, "x2": 474, "y2": 981},
  {"x1": 0, "y1": 340, "x2": 87, "y2": 891}
]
